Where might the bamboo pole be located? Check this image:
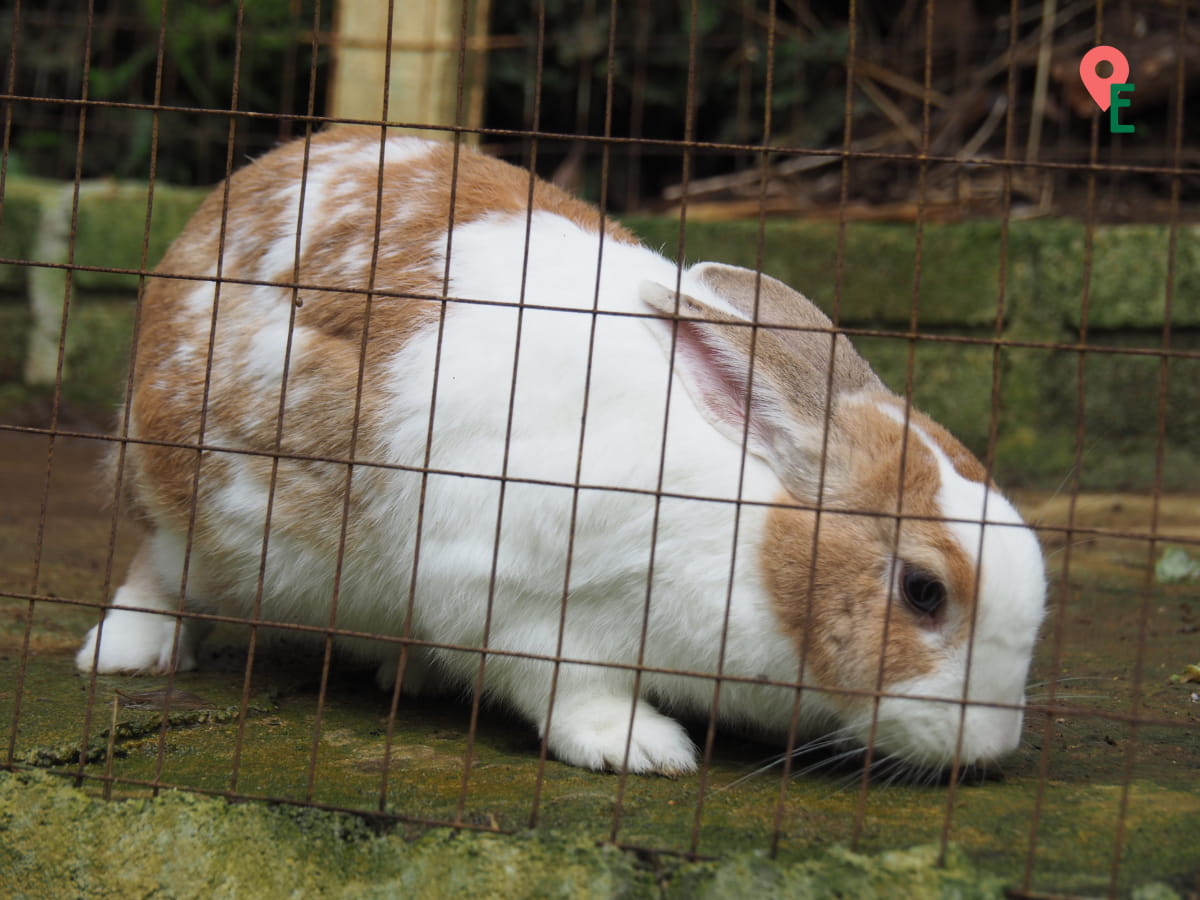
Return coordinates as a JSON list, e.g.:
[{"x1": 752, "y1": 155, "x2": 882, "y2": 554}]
[{"x1": 328, "y1": 0, "x2": 490, "y2": 140}]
